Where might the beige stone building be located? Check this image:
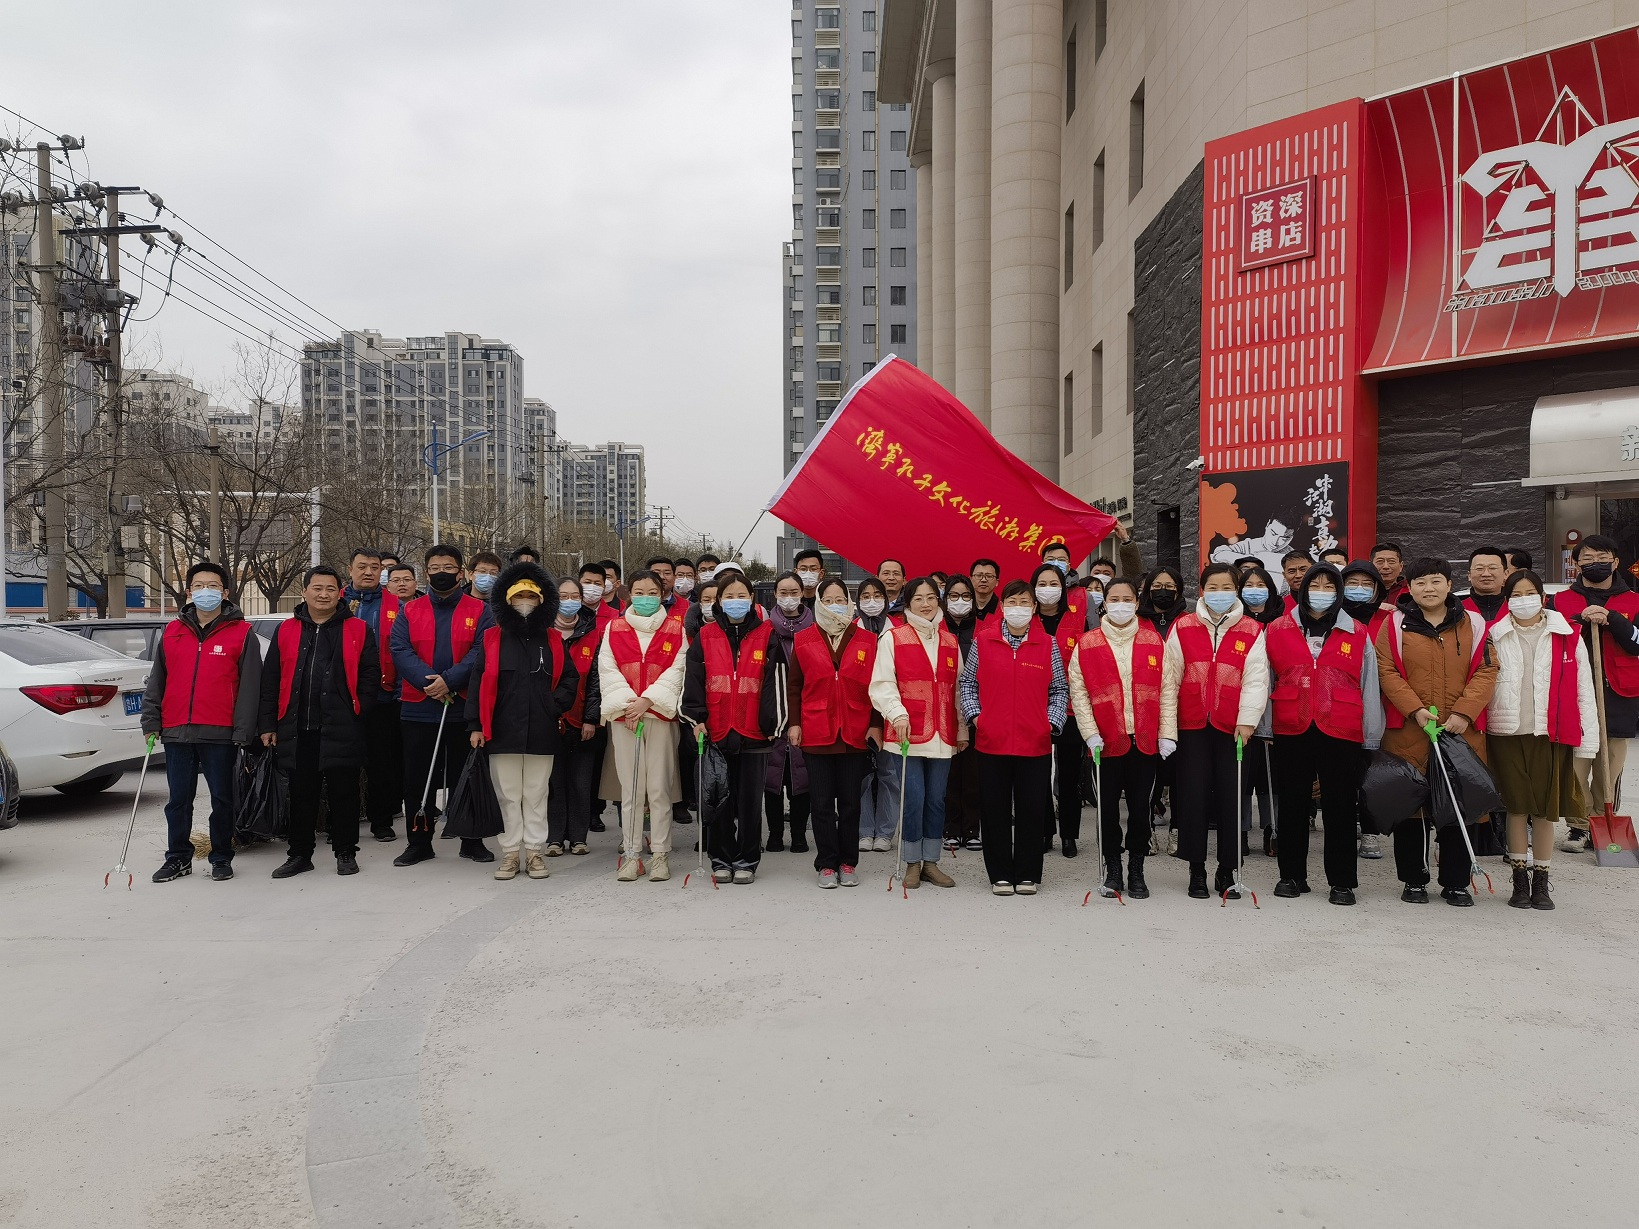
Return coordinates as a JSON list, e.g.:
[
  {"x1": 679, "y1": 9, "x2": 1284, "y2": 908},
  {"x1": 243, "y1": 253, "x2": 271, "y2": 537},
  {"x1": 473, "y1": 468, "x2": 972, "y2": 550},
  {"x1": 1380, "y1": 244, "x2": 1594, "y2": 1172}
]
[{"x1": 878, "y1": 0, "x2": 1639, "y2": 541}]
